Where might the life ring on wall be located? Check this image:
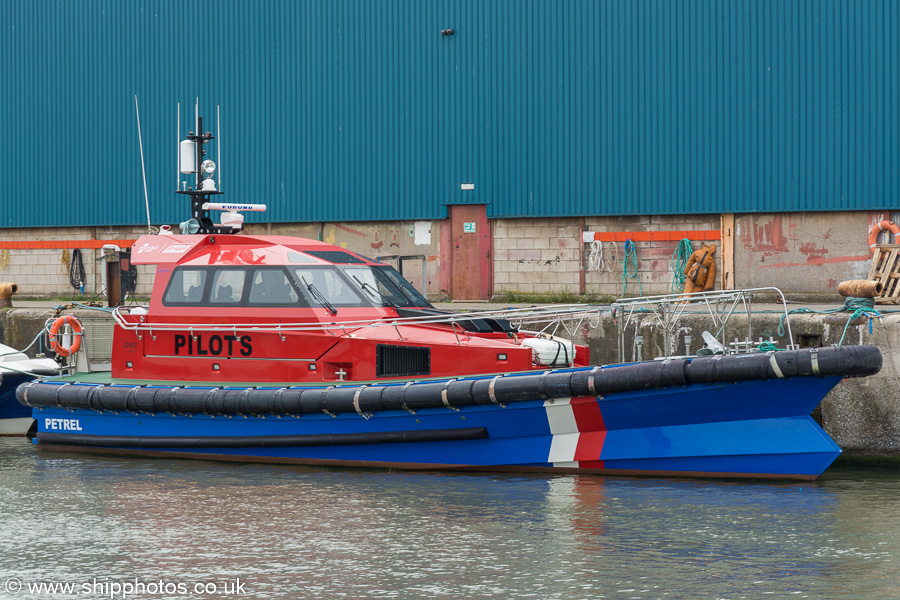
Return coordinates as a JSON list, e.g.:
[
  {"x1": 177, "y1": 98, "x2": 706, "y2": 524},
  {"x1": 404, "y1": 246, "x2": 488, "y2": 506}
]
[
  {"x1": 868, "y1": 220, "x2": 900, "y2": 253},
  {"x1": 48, "y1": 315, "x2": 83, "y2": 357}
]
